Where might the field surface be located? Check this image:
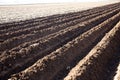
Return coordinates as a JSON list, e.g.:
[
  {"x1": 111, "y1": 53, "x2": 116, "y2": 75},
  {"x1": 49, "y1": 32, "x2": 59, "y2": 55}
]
[
  {"x1": 0, "y1": 2, "x2": 119, "y2": 23},
  {"x1": 0, "y1": 2, "x2": 120, "y2": 80}
]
